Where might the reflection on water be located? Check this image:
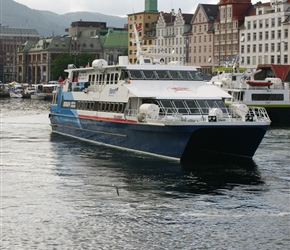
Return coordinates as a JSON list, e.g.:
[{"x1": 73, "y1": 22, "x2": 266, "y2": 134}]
[{"x1": 50, "y1": 134, "x2": 263, "y2": 197}]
